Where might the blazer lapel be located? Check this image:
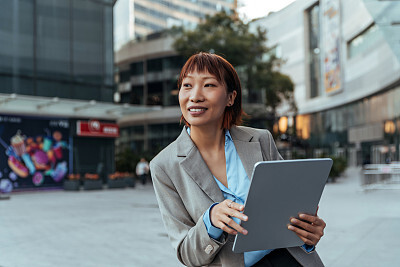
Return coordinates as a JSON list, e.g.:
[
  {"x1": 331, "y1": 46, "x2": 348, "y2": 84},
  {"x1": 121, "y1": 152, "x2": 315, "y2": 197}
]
[
  {"x1": 230, "y1": 126, "x2": 263, "y2": 180},
  {"x1": 177, "y1": 128, "x2": 225, "y2": 203}
]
